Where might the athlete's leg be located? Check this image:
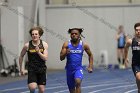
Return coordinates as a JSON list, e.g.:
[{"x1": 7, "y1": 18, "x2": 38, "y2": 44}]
[
  {"x1": 136, "y1": 72, "x2": 140, "y2": 93},
  {"x1": 132, "y1": 65, "x2": 140, "y2": 93},
  {"x1": 28, "y1": 82, "x2": 37, "y2": 93},
  {"x1": 37, "y1": 72, "x2": 46, "y2": 93},
  {"x1": 75, "y1": 78, "x2": 82, "y2": 93},
  {"x1": 38, "y1": 85, "x2": 45, "y2": 93},
  {"x1": 28, "y1": 71, "x2": 38, "y2": 93},
  {"x1": 117, "y1": 48, "x2": 121, "y2": 65},
  {"x1": 74, "y1": 69, "x2": 83, "y2": 93},
  {"x1": 67, "y1": 78, "x2": 75, "y2": 93},
  {"x1": 122, "y1": 48, "x2": 125, "y2": 64},
  {"x1": 66, "y1": 70, "x2": 75, "y2": 93},
  {"x1": 120, "y1": 48, "x2": 125, "y2": 69},
  {"x1": 69, "y1": 89, "x2": 75, "y2": 93},
  {"x1": 122, "y1": 49, "x2": 126, "y2": 68}
]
